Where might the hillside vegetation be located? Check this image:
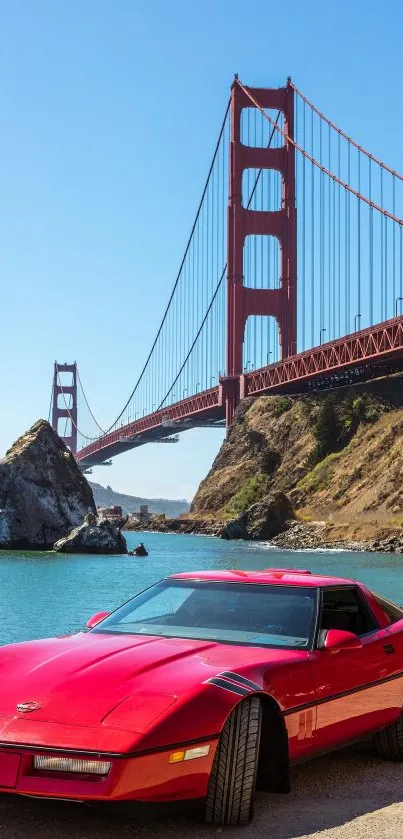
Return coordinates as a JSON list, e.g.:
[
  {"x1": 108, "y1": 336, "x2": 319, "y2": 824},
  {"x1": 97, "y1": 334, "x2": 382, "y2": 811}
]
[{"x1": 191, "y1": 376, "x2": 403, "y2": 528}]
